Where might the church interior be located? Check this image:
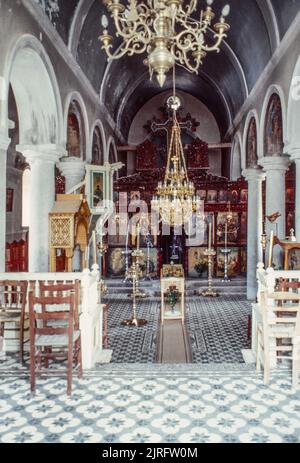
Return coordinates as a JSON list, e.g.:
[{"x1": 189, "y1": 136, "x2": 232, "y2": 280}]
[{"x1": 0, "y1": 0, "x2": 300, "y2": 444}]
